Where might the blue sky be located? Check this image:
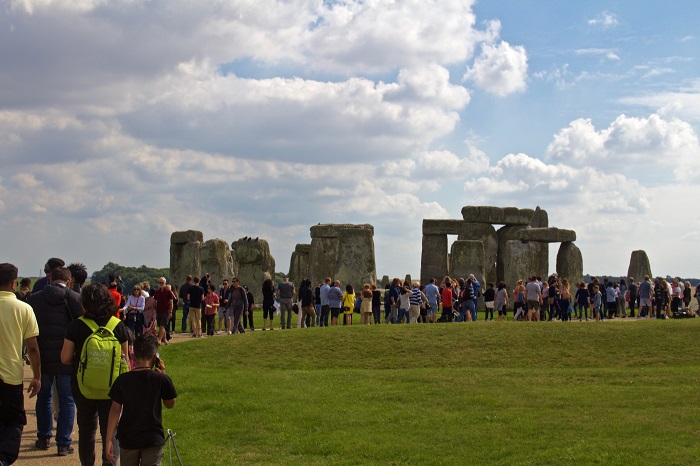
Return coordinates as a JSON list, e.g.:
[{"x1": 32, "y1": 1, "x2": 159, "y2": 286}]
[{"x1": 1, "y1": 0, "x2": 699, "y2": 280}]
